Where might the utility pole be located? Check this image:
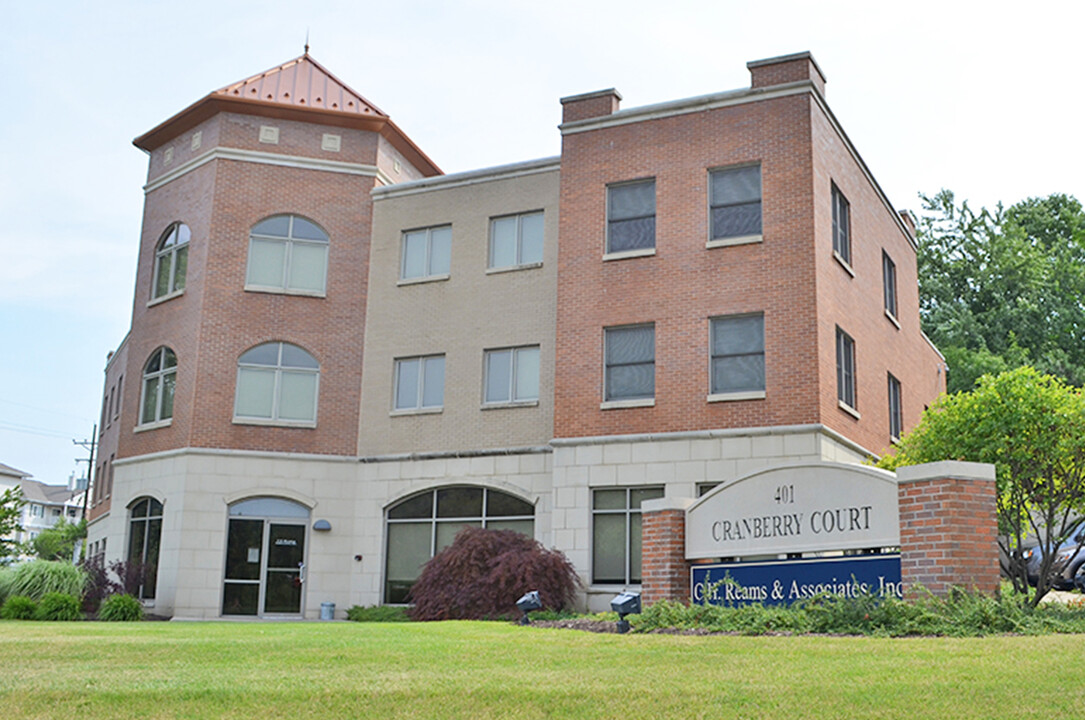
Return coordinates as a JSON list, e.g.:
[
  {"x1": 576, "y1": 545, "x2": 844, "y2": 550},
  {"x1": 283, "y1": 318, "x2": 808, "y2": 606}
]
[{"x1": 73, "y1": 425, "x2": 97, "y2": 521}]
